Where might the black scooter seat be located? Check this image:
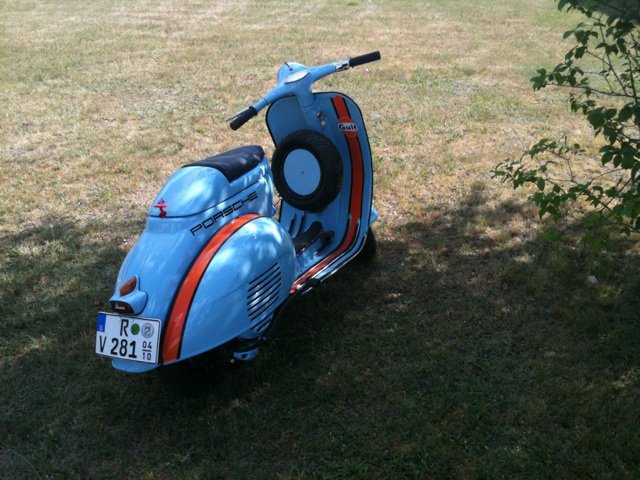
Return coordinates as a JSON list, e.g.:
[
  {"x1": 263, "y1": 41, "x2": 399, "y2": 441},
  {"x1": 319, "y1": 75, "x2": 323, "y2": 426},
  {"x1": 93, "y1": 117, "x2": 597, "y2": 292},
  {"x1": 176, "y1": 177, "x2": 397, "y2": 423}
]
[{"x1": 184, "y1": 145, "x2": 264, "y2": 182}]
